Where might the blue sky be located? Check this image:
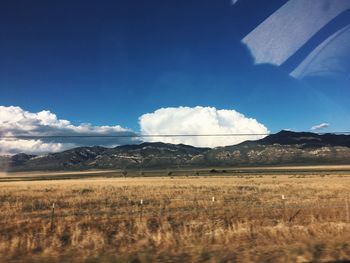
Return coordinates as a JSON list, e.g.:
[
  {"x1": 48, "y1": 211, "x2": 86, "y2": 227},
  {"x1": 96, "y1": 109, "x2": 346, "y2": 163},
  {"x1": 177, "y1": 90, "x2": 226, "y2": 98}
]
[{"x1": 0, "y1": 0, "x2": 350, "y2": 153}]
